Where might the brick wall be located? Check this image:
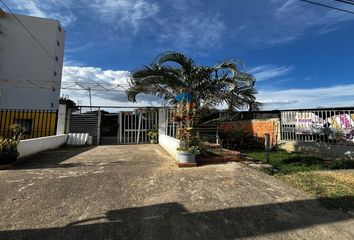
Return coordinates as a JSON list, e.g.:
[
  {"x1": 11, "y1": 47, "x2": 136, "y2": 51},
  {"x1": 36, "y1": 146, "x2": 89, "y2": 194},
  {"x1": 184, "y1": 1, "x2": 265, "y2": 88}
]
[{"x1": 219, "y1": 118, "x2": 280, "y2": 146}]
